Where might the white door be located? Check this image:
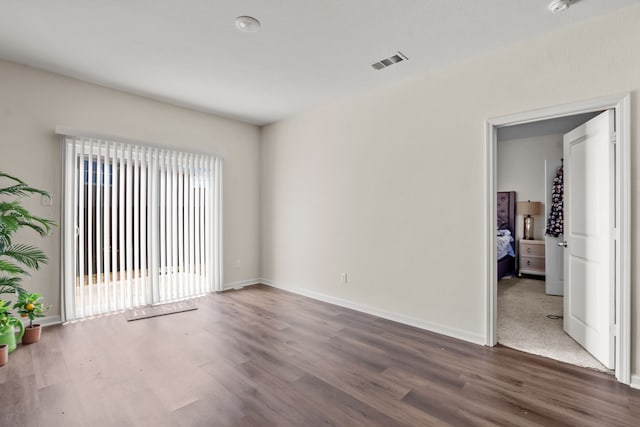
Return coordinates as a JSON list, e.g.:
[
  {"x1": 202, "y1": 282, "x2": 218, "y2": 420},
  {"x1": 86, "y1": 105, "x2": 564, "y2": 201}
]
[
  {"x1": 545, "y1": 159, "x2": 564, "y2": 296},
  {"x1": 563, "y1": 110, "x2": 615, "y2": 369}
]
